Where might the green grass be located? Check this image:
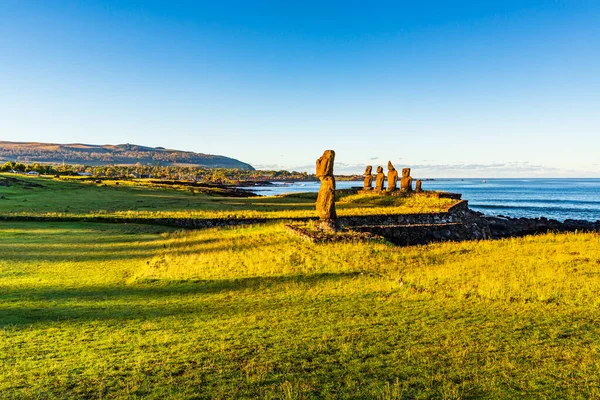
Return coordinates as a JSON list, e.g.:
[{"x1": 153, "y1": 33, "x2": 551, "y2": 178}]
[
  {"x1": 0, "y1": 174, "x2": 454, "y2": 220},
  {"x1": 2, "y1": 221, "x2": 600, "y2": 399}
]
